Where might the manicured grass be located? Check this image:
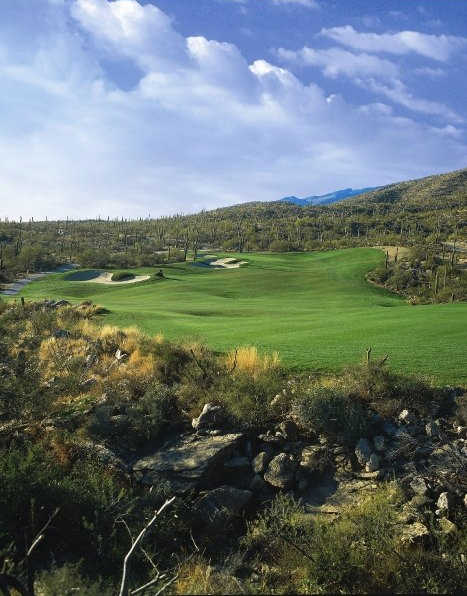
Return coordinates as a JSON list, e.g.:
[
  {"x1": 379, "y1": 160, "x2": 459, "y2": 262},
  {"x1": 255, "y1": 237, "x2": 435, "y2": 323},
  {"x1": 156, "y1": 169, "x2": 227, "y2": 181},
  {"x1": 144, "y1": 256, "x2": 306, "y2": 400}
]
[{"x1": 14, "y1": 249, "x2": 467, "y2": 384}]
